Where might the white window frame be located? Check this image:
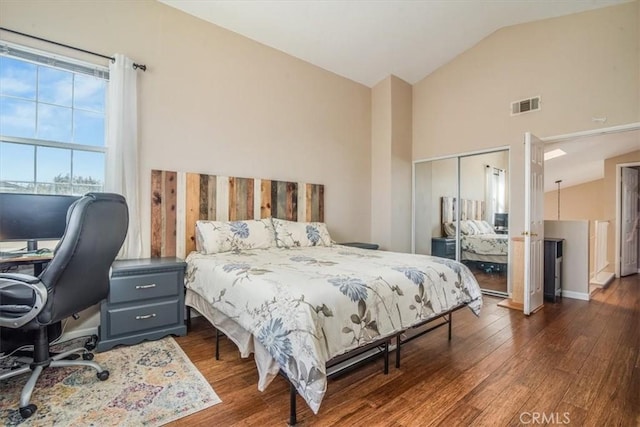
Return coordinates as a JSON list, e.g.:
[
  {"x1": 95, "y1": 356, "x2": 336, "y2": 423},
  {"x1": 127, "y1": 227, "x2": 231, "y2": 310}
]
[{"x1": 0, "y1": 41, "x2": 109, "y2": 195}]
